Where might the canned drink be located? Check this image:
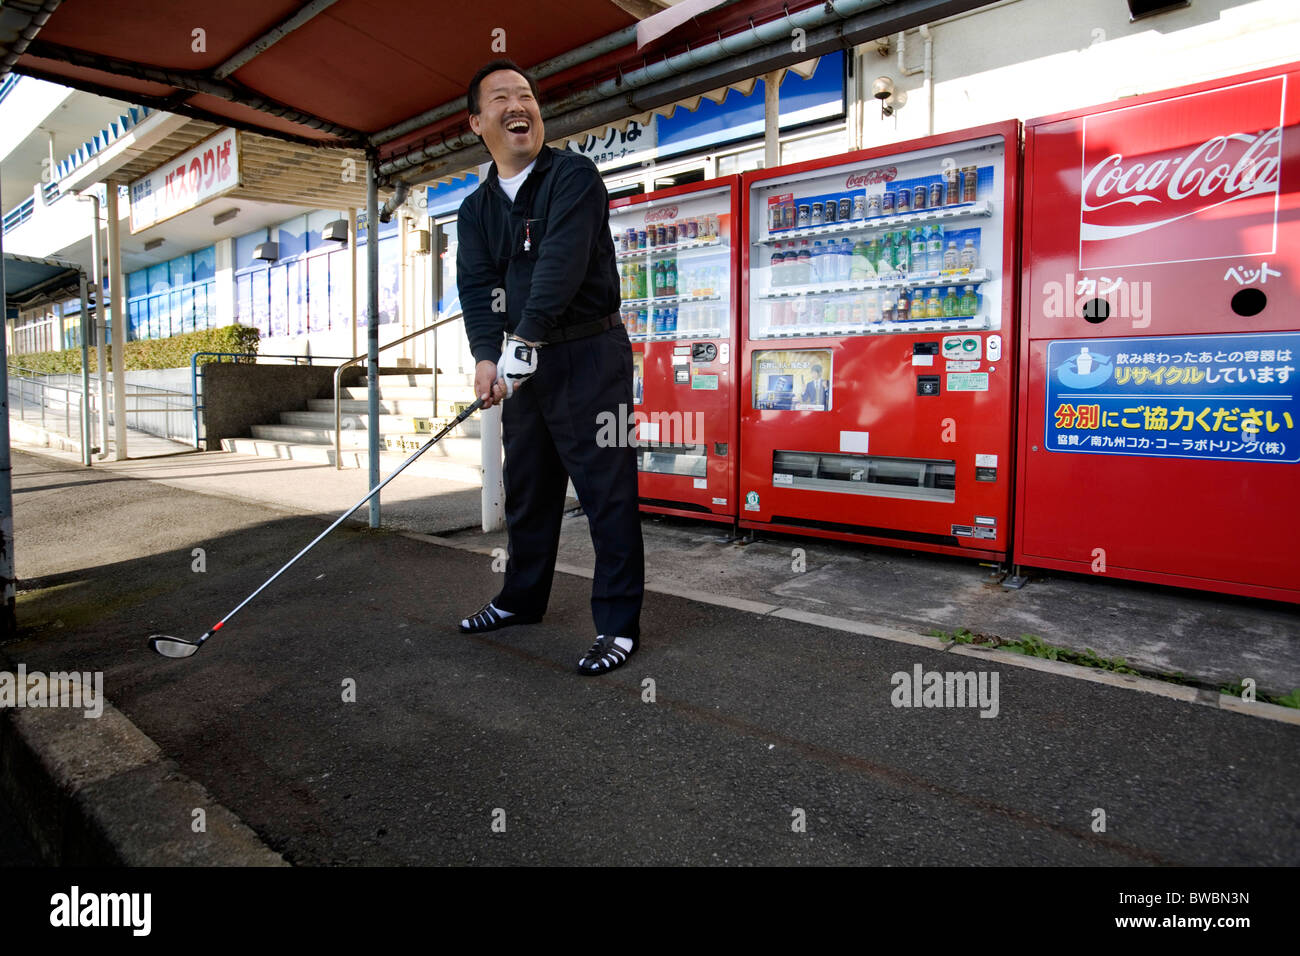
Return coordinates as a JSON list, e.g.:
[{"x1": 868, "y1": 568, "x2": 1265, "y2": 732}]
[
  {"x1": 850, "y1": 194, "x2": 865, "y2": 220},
  {"x1": 638, "y1": 229, "x2": 647, "y2": 249},
  {"x1": 880, "y1": 191, "x2": 894, "y2": 216},
  {"x1": 823, "y1": 201, "x2": 837, "y2": 225},
  {"x1": 782, "y1": 203, "x2": 795, "y2": 231},
  {"x1": 811, "y1": 203, "x2": 824, "y2": 227},
  {"x1": 929, "y1": 182, "x2": 943, "y2": 208},
  {"x1": 689, "y1": 218, "x2": 700, "y2": 240},
  {"x1": 913, "y1": 185, "x2": 927, "y2": 211},
  {"x1": 867, "y1": 194, "x2": 882, "y2": 218},
  {"x1": 944, "y1": 168, "x2": 960, "y2": 206},
  {"x1": 963, "y1": 166, "x2": 978, "y2": 202},
  {"x1": 896, "y1": 188, "x2": 911, "y2": 215},
  {"x1": 839, "y1": 197, "x2": 852, "y2": 221},
  {"x1": 797, "y1": 204, "x2": 811, "y2": 228},
  {"x1": 769, "y1": 205, "x2": 781, "y2": 232},
  {"x1": 667, "y1": 223, "x2": 677, "y2": 244}
]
